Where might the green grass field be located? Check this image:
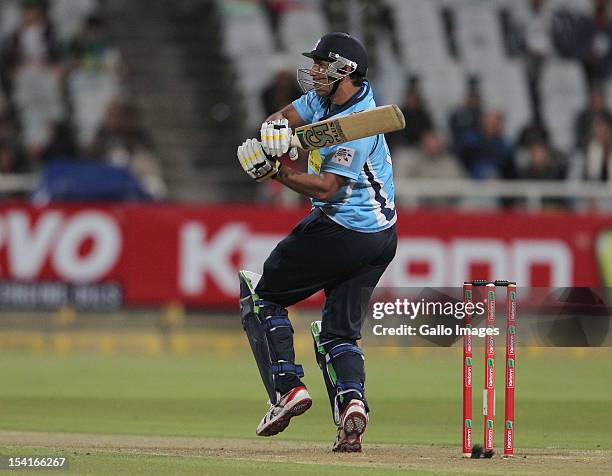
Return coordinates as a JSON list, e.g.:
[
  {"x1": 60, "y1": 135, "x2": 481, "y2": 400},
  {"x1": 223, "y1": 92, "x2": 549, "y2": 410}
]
[{"x1": 0, "y1": 341, "x2": 611, "y2": 475}]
